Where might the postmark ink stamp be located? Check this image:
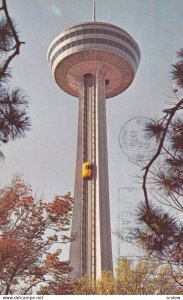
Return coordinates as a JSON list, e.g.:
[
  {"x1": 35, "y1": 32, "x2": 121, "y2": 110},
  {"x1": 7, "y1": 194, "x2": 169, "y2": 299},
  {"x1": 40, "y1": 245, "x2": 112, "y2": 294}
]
[{"x1": 119, "y1": 117, "x2": 158, "y2": 162}]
